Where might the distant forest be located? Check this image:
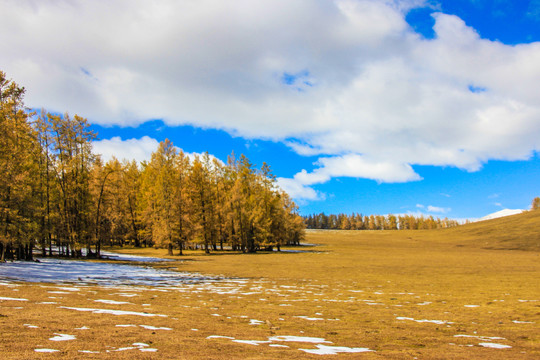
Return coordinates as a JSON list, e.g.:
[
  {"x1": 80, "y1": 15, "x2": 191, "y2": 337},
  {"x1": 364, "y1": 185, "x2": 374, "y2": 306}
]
[
  {"x1": 306, "y1": 198, "x2": 540, "y2": 230},
  {"x1": 0, "y1": 71, "x2": 304, "y2": 261},
  {"x1": 304, "y1": 213, "x2": 461, "y2": 230}
]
